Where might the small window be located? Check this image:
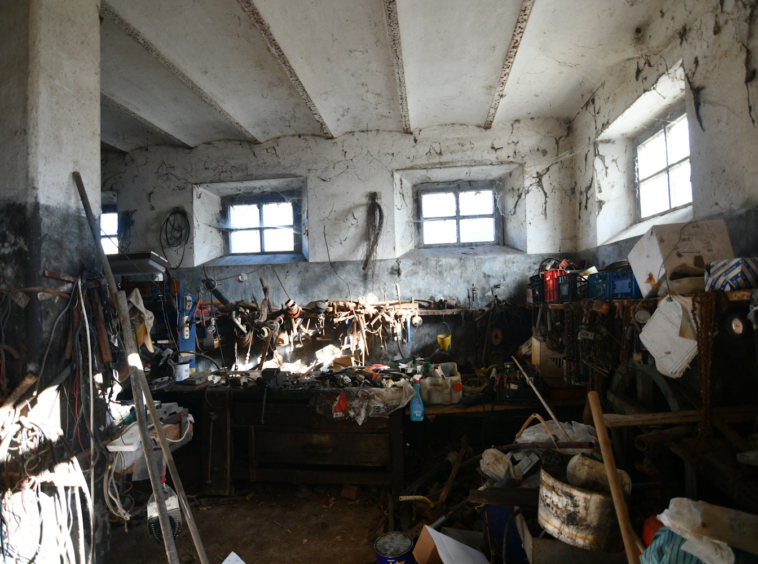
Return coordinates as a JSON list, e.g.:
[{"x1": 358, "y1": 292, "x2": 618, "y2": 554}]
[
  {"x1": 635, "y1": 113, "x2": 692, "y2": 219},
  {"x1": 416, "y1": 184, "x2": 500, "y2": 247},
  {"x1": 101, "y1": 211, "x2": 119, "y2": 255},
  {"x1": 224, "y1": 195, "x2": 301, "y2": 255}
]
